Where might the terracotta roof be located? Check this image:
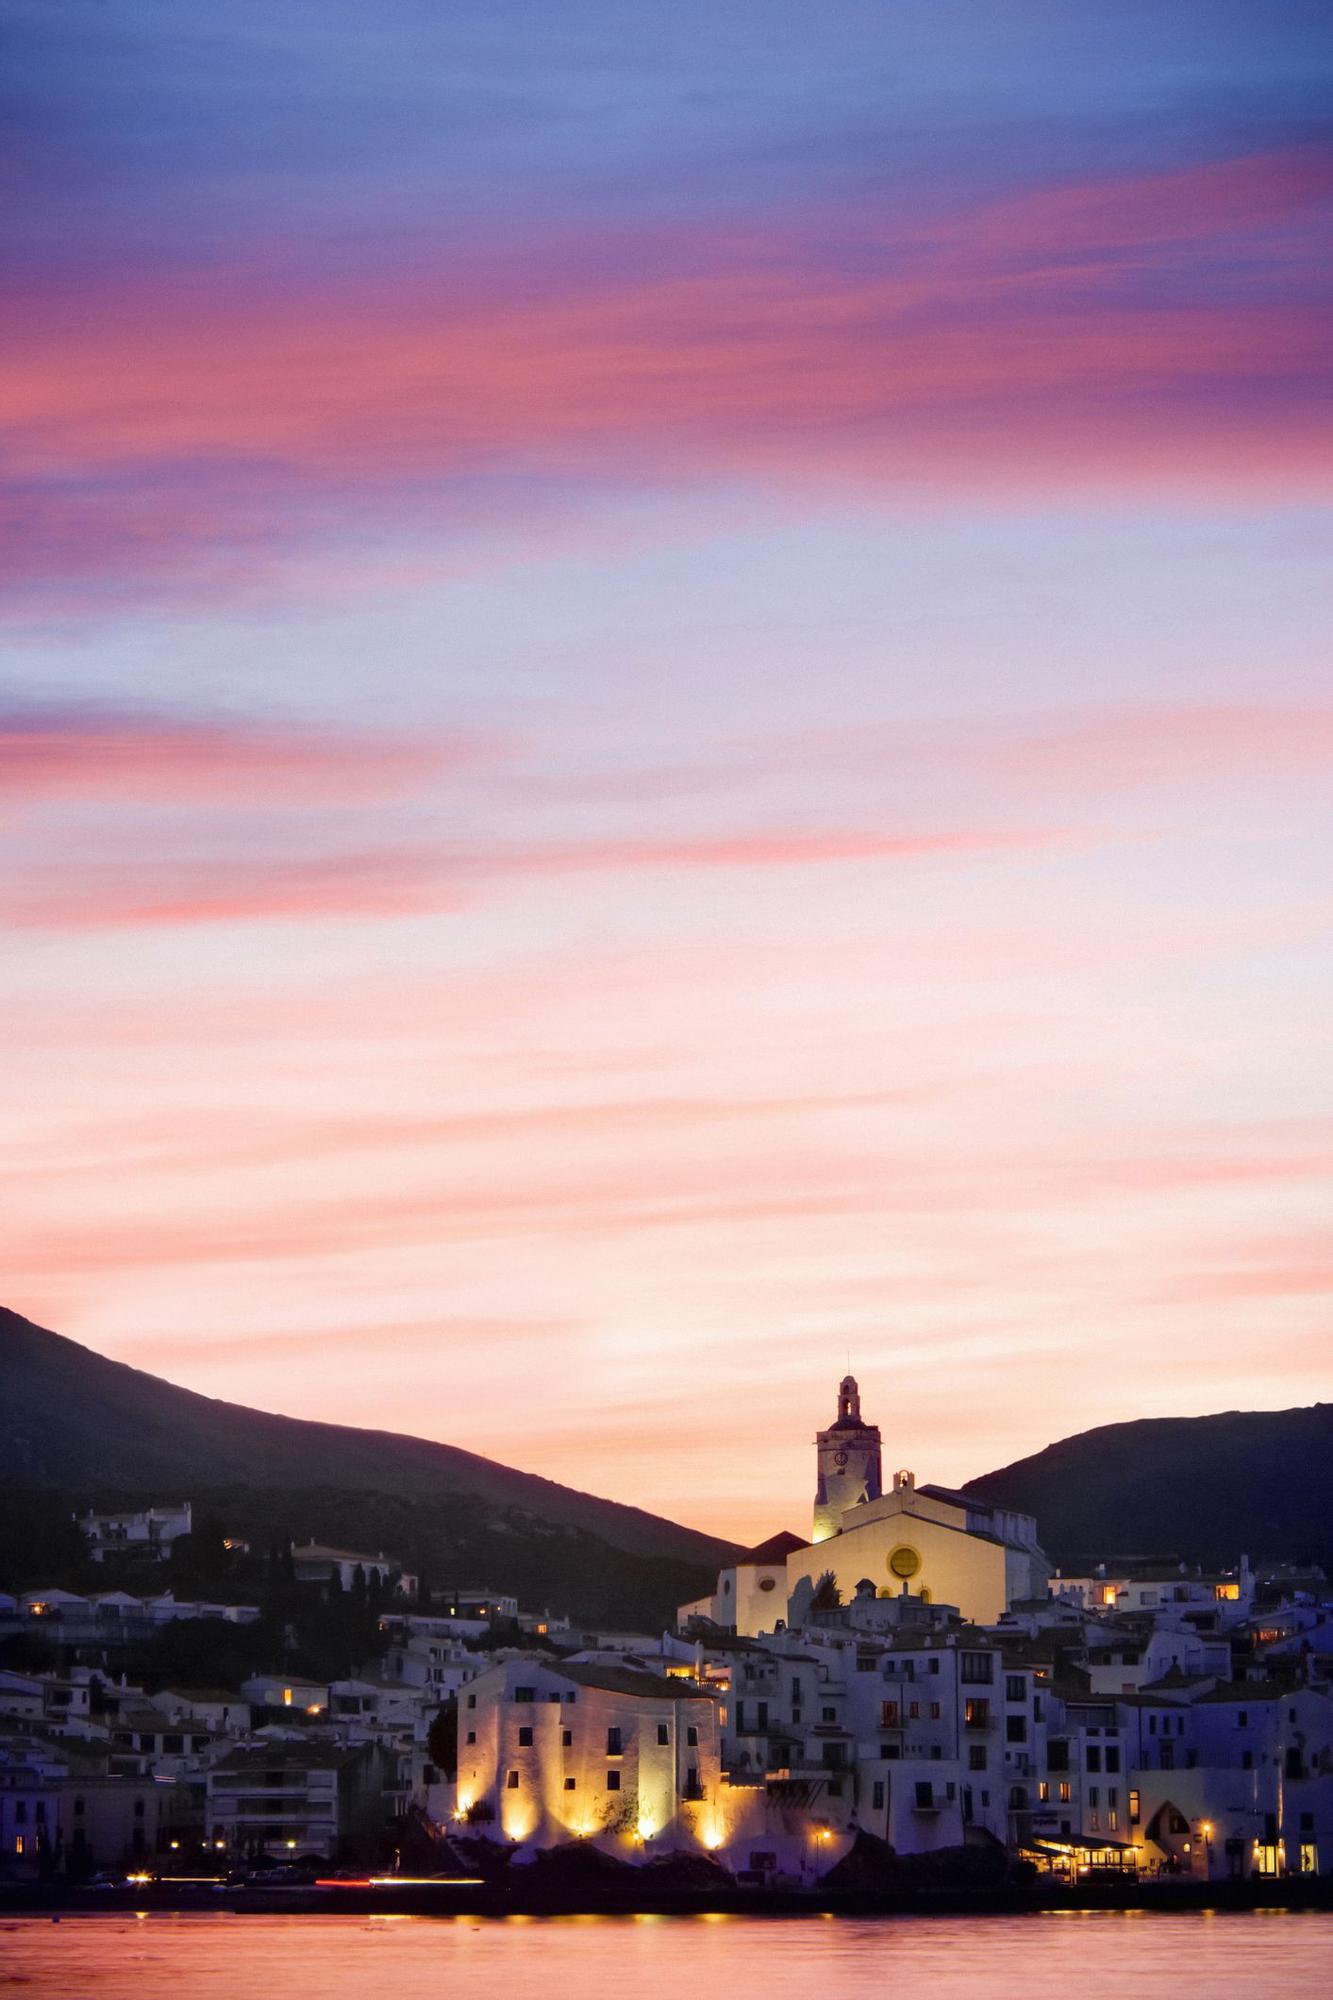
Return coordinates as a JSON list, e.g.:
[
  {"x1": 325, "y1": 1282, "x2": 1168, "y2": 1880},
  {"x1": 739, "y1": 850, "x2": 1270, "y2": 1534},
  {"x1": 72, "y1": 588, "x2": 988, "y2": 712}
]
[{"x1": 741, "y1": 1531, "x2": 806, "y2": 1565}]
